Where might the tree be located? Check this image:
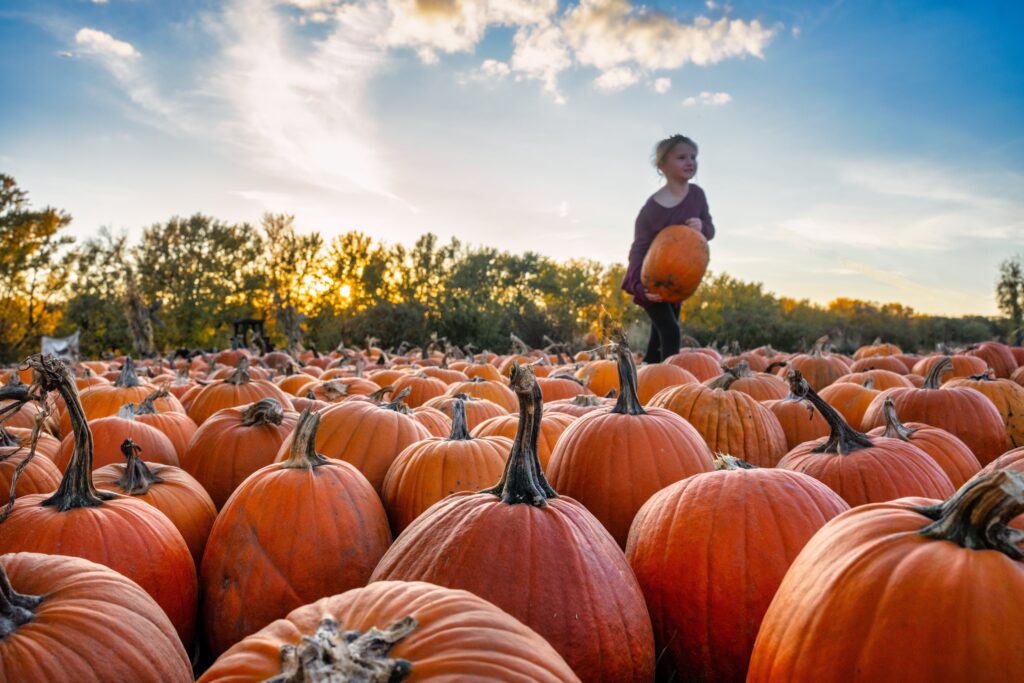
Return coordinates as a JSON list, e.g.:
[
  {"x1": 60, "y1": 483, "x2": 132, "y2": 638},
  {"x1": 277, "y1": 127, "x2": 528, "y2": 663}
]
[
  {"x1": 0, "y1": 174, "x2": 74, "y2": 362},
  {"x1": 134, "y1": 214, "x2": 263, "y2": 349},
  {"x1": 60, "y1": 228, "x2": 133, "y2": 357},
  {"x1": 997, "y1": 254, "x2": 1024, "y2": 336},
  {"x1": 260, "y1": 213, "x2": 324, "y2": 351}
]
